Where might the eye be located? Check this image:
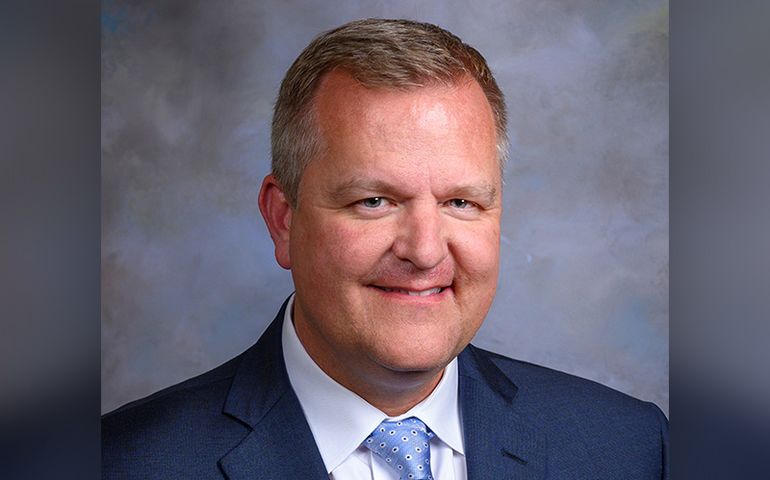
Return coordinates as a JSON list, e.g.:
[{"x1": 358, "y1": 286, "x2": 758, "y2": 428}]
[
  {"x1": 359, "y1": 197, "x2": 385, "y2": 208},
  {"x1": 447, "y1": 198, "x2": 474, "y2": 209}
]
